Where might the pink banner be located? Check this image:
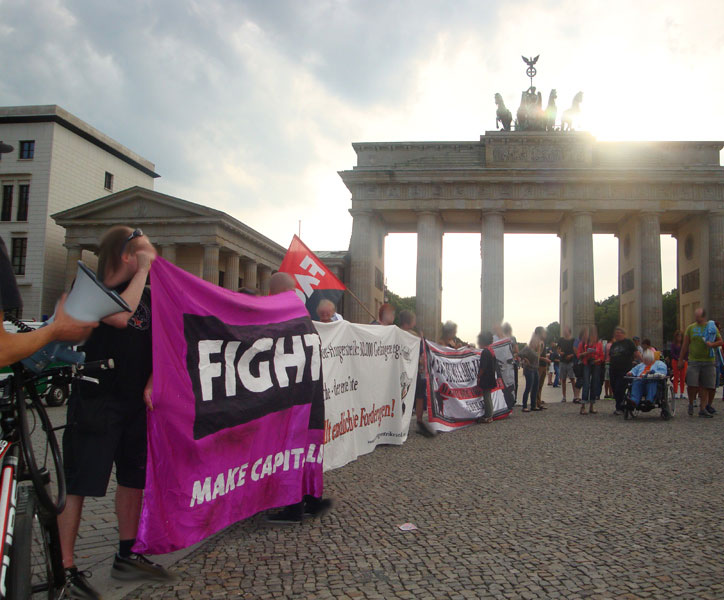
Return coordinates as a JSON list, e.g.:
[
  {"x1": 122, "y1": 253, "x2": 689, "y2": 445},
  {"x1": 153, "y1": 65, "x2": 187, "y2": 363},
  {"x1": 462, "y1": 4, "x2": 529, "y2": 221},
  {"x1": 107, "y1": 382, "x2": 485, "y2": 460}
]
[{"x1": 134, "y1": 258, "x2": 324, "y2": 555}]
